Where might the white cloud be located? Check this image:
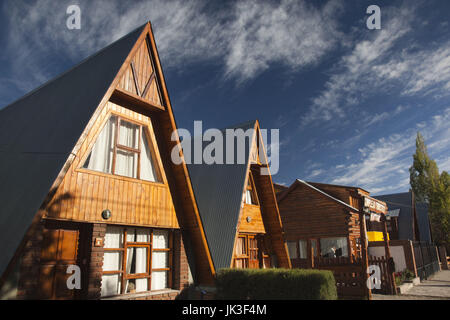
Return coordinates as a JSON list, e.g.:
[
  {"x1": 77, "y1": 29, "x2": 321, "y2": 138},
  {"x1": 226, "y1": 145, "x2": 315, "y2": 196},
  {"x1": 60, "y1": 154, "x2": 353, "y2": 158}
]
[
  {"x1": 301, "y1": 4, "x2": 415, "y2": 125},
  {"x1": 329, "y1": 107, "x2": 450, "y2": 193},
  {"x1": 301, "y1": 3, "x2": 450, "y2": 127},
  {"x1": 1, "y1": 0, "x2": 344, "y2": 97},
  {"x1": 224, "y1": 0, "x2": 344, "y2": 82},
  {"x1": 307, "y1": 169, "x2": 324, "y2": 180}
]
